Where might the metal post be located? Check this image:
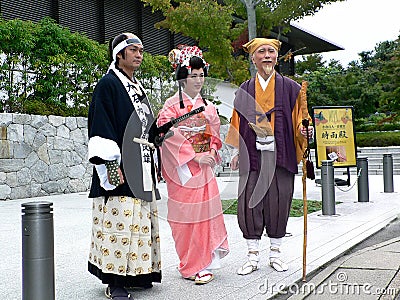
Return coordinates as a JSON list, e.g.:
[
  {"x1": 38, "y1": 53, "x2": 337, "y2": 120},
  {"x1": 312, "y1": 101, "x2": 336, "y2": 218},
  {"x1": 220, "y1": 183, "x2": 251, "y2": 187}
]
[
  {"x1": 321, "y1": 160, "x2": 335, "y2": 215},
  {"x1": 22, "y1": 202, "x2": 55, "y2": 300},
  {"x1": 357, "y1": 157, "x2": 369, "y2": 202},
  {"x1": 383, "y1": 154, "x2": 394, "y2": 193}
]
